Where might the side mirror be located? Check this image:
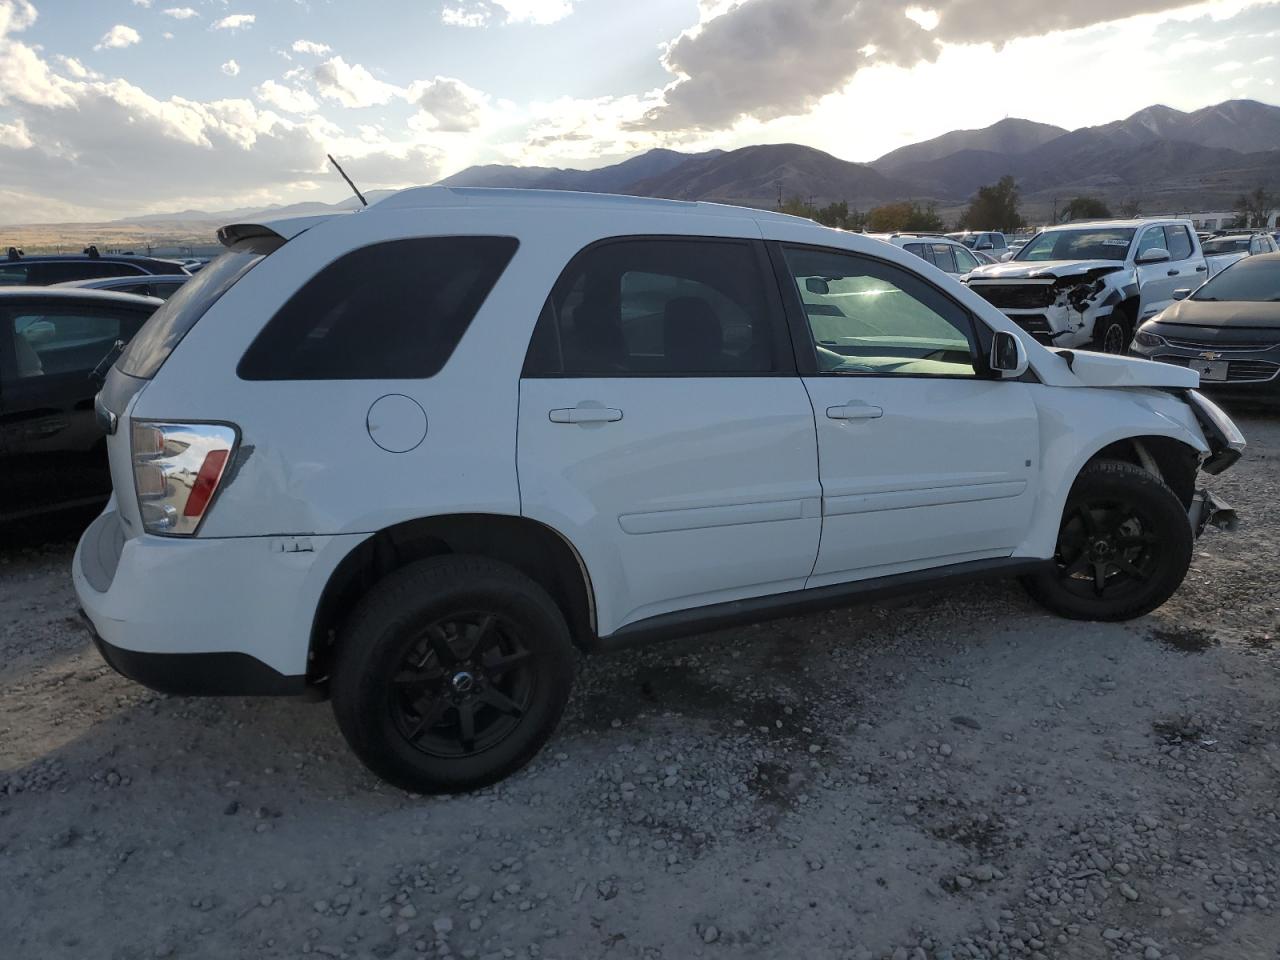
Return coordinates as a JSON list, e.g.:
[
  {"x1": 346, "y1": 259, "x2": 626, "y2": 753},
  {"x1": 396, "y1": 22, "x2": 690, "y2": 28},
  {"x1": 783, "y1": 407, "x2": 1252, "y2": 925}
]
[
  {"x1": 990, "y1": 330, "x2": 1029, "y2": 378},
  {"x1": 1136, "y1": 248, "x2": 1171, "y2": 264},
  {"x1": 1172, "y1": 288, "x2": 1192, "y2": 301},
  {"x1": 805, "y1": 277, "x2": 830, "y2": 295}
]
